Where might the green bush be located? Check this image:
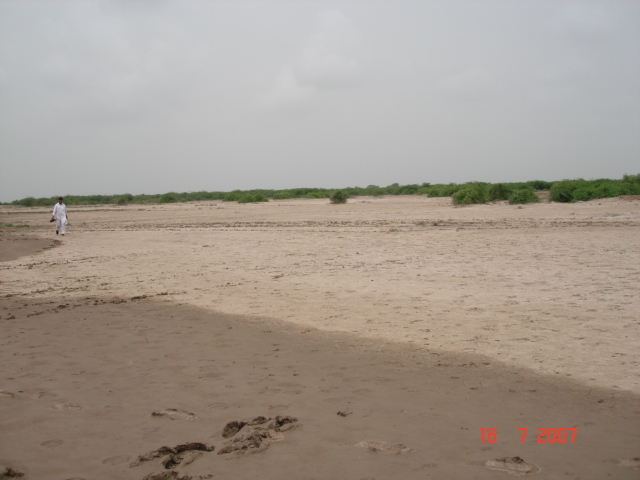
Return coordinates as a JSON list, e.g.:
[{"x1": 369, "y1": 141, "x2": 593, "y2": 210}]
[
  {"x1": 526, "y1": 180, "x2": 552, "y2": 190},
  {"x1": 330, "y1": 190, "x2": 349, "y2": 204},
  {"x1": 549, "y1": 180, "x2": 580, "y2": 202},
  {"x1": 488, "y1": 183, "x2": 512, "y2": 201},
  {"x1": 619, "y1": 182, "x2": 640, "y2": 195},
  {"x1": 223, "y1": 191, "x2": 242, "y2": 202},
  {"x1": 548, "y1": 176, "x2": 640, "y2": 202},
  {"x1": 304, "y1": 191, "x2": 328, "y2": 199},
  {"x1": 399, "y1": 184, "x2": 420, "y2": 195},
  {"x1": 452, "y1": 184, "x2": 488, "y2": 205},
  {"x1": 574, "y1": 184, "x2": 620, "y2": 201},
  {"x1": 38, "y1": 197, "x2": 57, "y2": 206},
  {"x1": 272, "y1": 192, "x2": 294, "y2": 200},
  {"x1": 183, "y1": 191, "x2": 222, "y2": 201},
  {"x1": 427, "y1": 183, "x2": 462, "y2": 197},
  {"x1": 159, "y1": 193, "x2": 179, "y2": 203},
  {"x1": 360, "y1": 185, "x2": 382, "y2": 196},
  {"x1": 385, "y1": 183, "x2": 402, "y2": 195},
  {"x1": 508, "y1": 188, "x2": 540, "y2": 204},
  {"x1": 238, "y1": 194, "x2": 268, "y2": 203},
  {"x1": 363, "y1": 185, "x2": 384, "y2": 196},
  {"x1": 623, "y1": 173, "x2": 640, "y2": 184},
  {"x1": 17, "y1": 197, "x2": 36, "y2": 207},
  {"x1": 116, "y1": 196, "x2": 129, "y2": 205}
]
